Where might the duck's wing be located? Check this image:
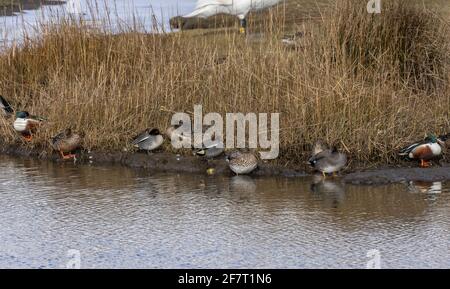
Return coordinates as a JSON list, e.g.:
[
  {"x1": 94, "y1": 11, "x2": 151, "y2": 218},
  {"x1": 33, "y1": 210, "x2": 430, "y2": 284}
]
[
  {"x1": 131, "y1": 131, "x2": 150, "y2": 145},
  {"x1": 308, "y1": 150, "x2": 330, "y2": 165},
  {"x1": 184, "y1": 0, "x2": 233, "y2": 18},
  {"x1": 399, "y1": 140, "x2": 427, "y2": 156},
  {"x1": 195, "y1": 0, "x2": 233, "y2": 9},
  {"x1": 0, "y1": 95, "x2": 14, "y2": 115},
  {"x1": 204, "y1": 139, "x2": 224, "y2": 149},
  {"x1": 328, "y1": 152, "x2": 347, "y2": 166},
  {"x1": 50, "y1": 131, "x2": 66, "y2": 145}
]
